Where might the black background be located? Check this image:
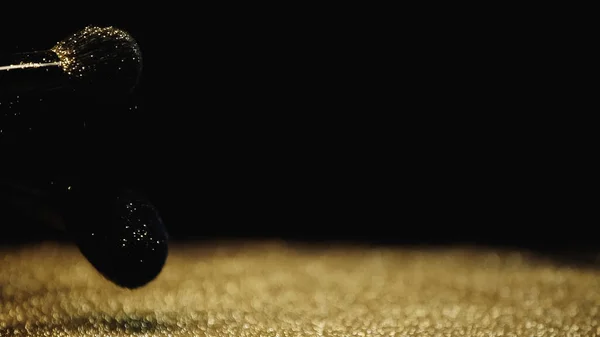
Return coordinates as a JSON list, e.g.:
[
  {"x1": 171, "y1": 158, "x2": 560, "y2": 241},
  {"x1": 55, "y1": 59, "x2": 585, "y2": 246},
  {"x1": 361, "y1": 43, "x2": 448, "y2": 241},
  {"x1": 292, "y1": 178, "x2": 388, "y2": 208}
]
[{"x1": 0, "y1": 13, "x2": 592, "y2": 252}]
